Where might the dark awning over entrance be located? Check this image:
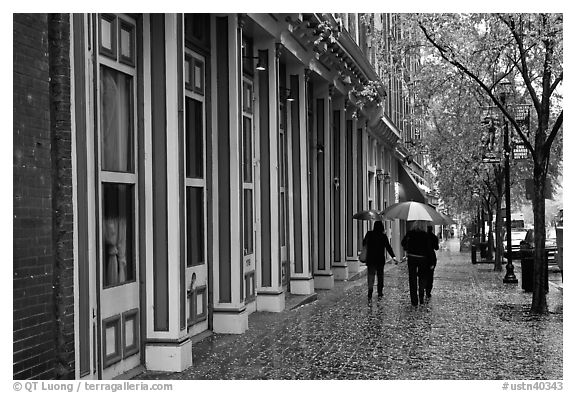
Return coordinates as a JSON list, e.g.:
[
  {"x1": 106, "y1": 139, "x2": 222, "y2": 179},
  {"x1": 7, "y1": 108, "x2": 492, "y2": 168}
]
[{"x1": 398, "y1": 164, "x2": 426, "y2": 203}]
